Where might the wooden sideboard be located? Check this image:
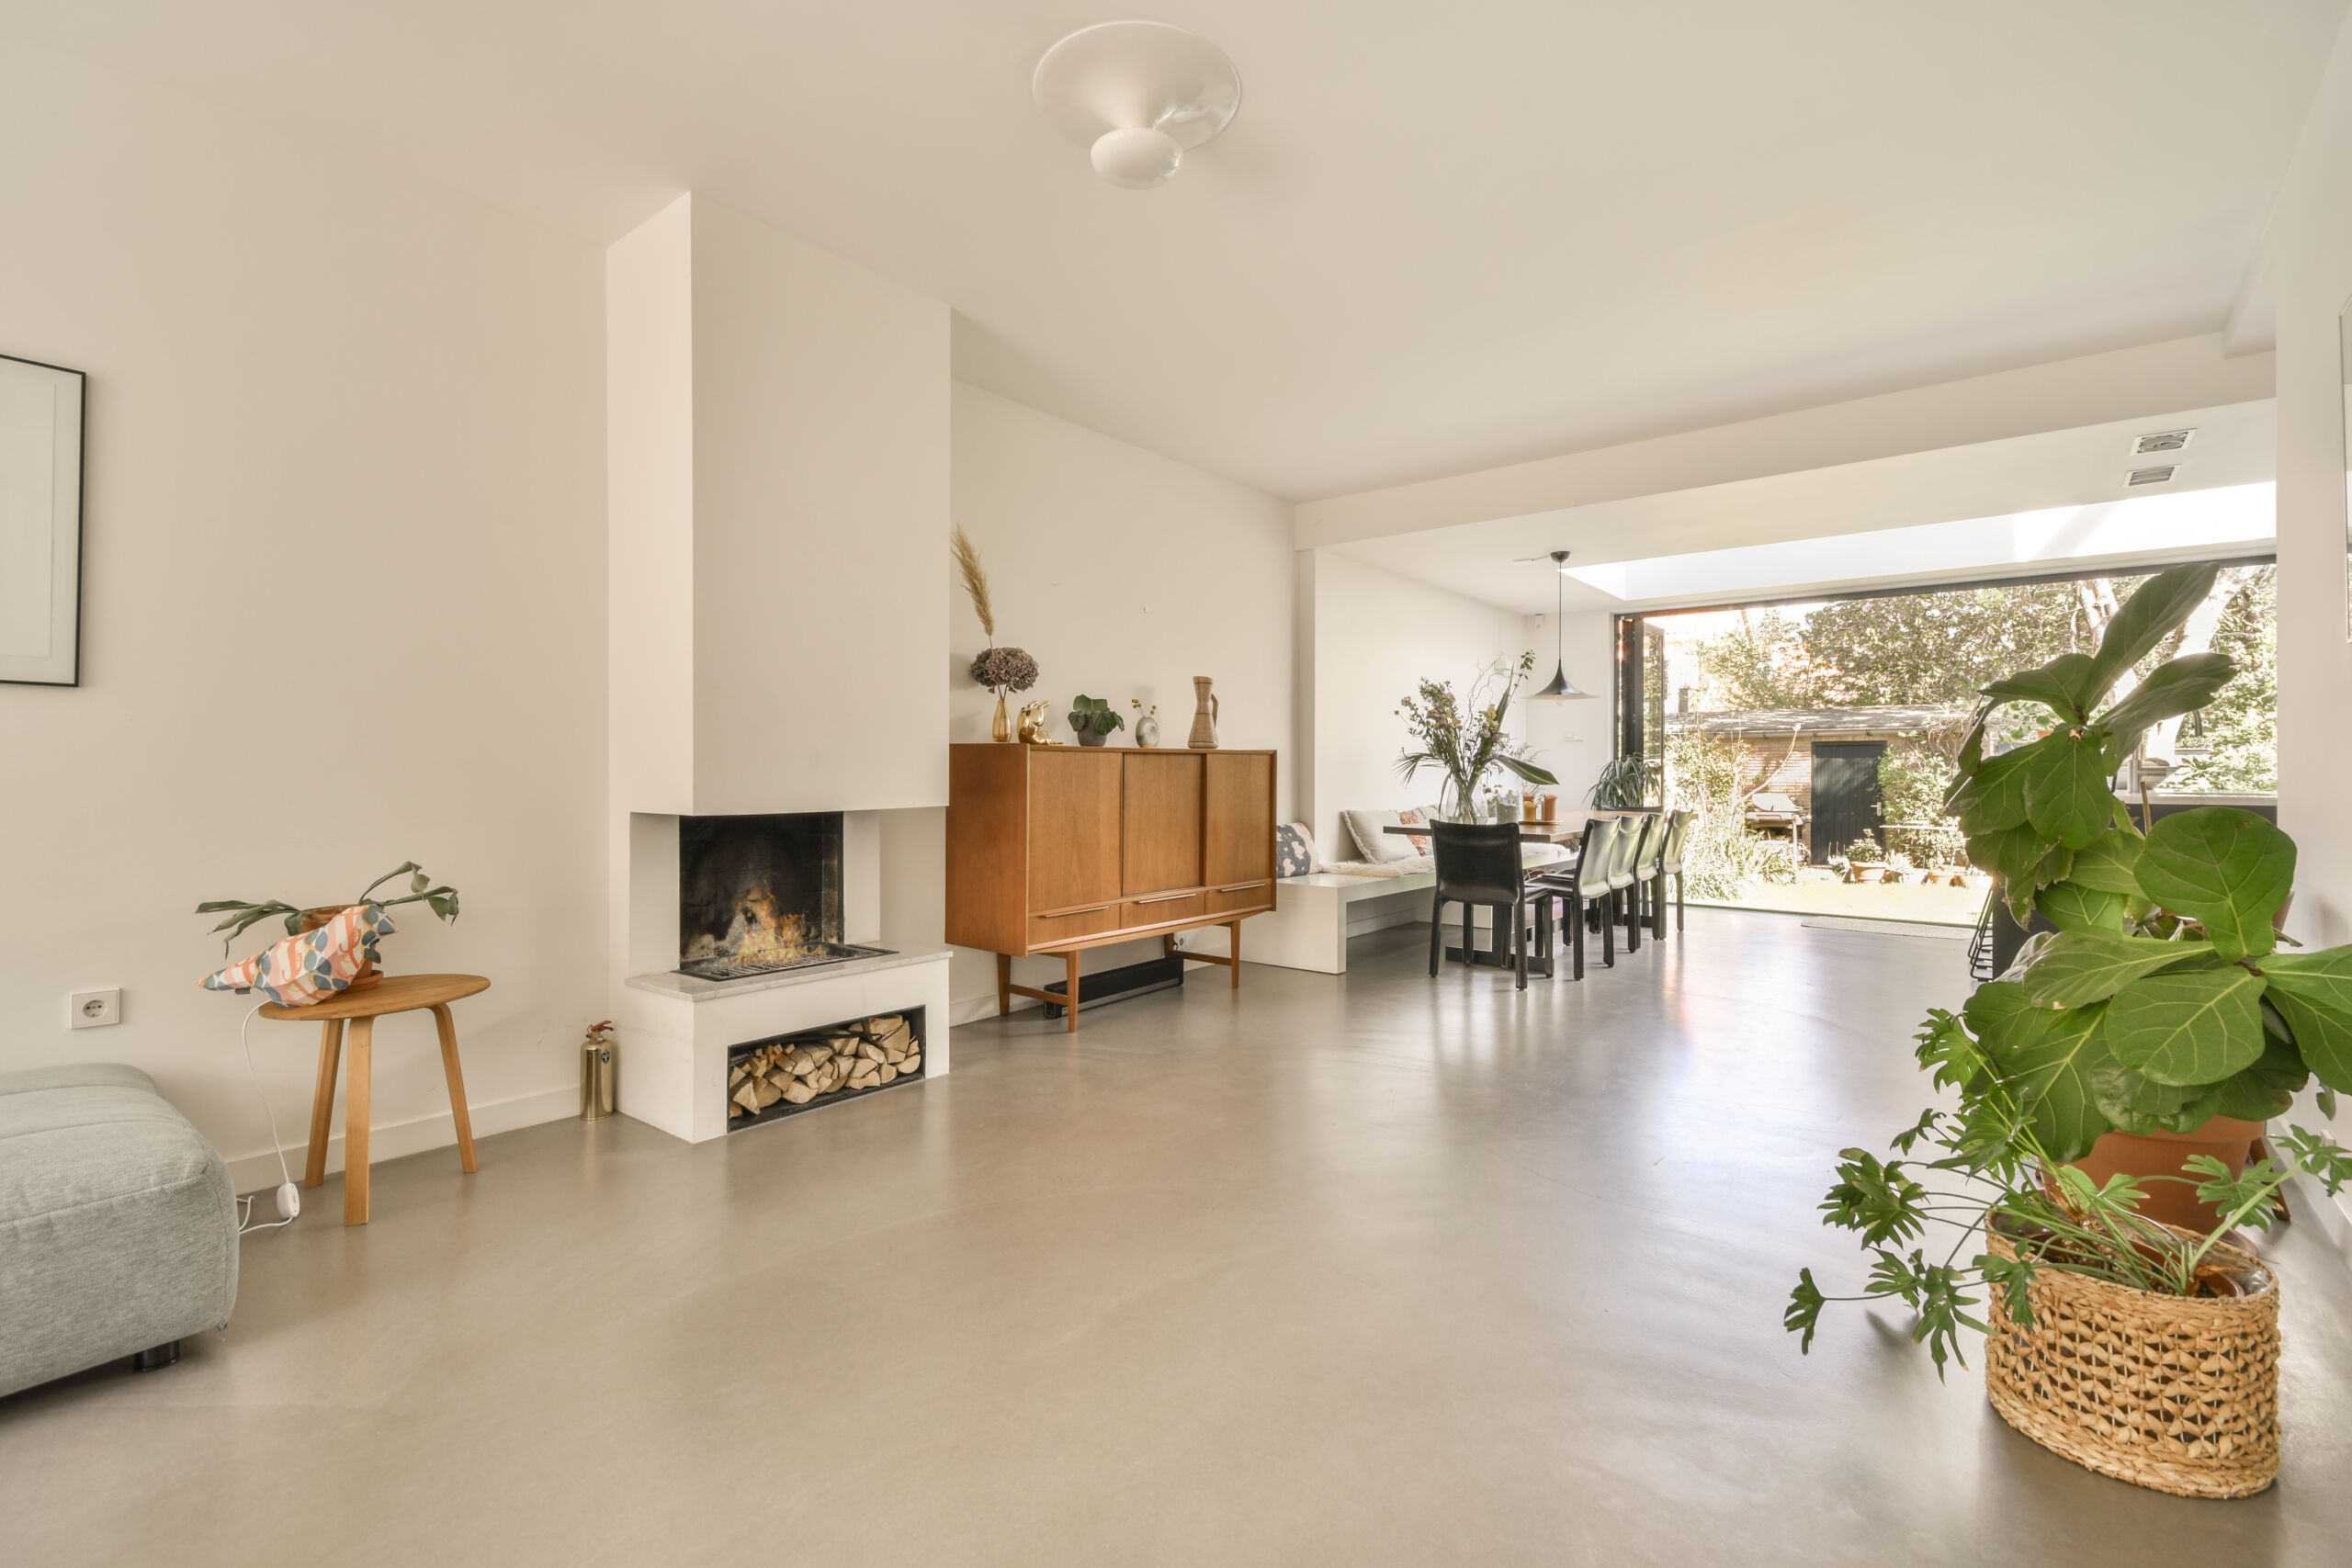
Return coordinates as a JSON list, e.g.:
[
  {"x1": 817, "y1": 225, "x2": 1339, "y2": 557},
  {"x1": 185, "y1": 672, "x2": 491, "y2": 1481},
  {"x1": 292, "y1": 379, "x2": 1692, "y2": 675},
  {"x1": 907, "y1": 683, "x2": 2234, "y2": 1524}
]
[{"x1": 946, "y1": 744, "x2": 1277, "y2": 1032}]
